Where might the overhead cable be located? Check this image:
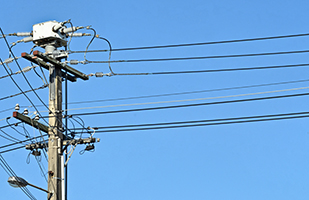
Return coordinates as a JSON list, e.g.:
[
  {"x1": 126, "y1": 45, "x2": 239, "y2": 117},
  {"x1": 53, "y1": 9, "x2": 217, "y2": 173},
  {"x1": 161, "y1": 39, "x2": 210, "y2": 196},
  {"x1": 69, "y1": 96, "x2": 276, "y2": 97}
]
[
  {"x1": 58, "y1": 78, "x2": 309, "y2": 105},
  {"x1": 0, "y1": 134, "x2": 48, "y2": 150},
  {"x1": 85, "y1": 49, "x2": 309, "y2": 64},
  {"x1": 69, "y1": 32, "x2": 309, "y2": 53},
  {"x1": 39, "y1": 86, "x2": 309, "y2": 113},
  {"x1": 1, "y1": 28, "x2": 69, "y2": 136},
  {"x1": 75, "y1": 111, "x2": 309, "y2": 130},
  {"x1": 0, "y1": 84, "x2": 48, "y2": 102},
  {"x1": 90, "y1": 63, "x2": 309, "y2": 77},
  {"x1": 64, "y1": 91, "x2": 309, "y2": 117},
  {"x1": 0, "y1": 155, "x2": 37, "y2": 200},
  {"x1": 77, "y1": 112, "x2": 309, "y2": 134},
  {"x1": 0, "y1": 146, "x2": 24, "y2": 154}
]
